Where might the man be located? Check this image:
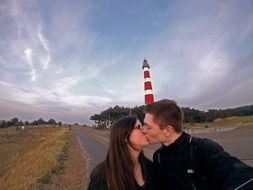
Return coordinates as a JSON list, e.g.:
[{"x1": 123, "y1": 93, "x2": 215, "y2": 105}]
[{"x1": 143, "y1": 99, "x2": 253, "y2": 190}]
